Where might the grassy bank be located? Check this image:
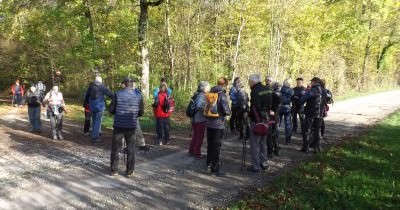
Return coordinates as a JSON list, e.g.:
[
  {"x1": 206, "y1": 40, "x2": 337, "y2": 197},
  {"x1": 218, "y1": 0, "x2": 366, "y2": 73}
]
[{"x1": 231, "y1": 111, "x2": 400, "y2": 209}]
